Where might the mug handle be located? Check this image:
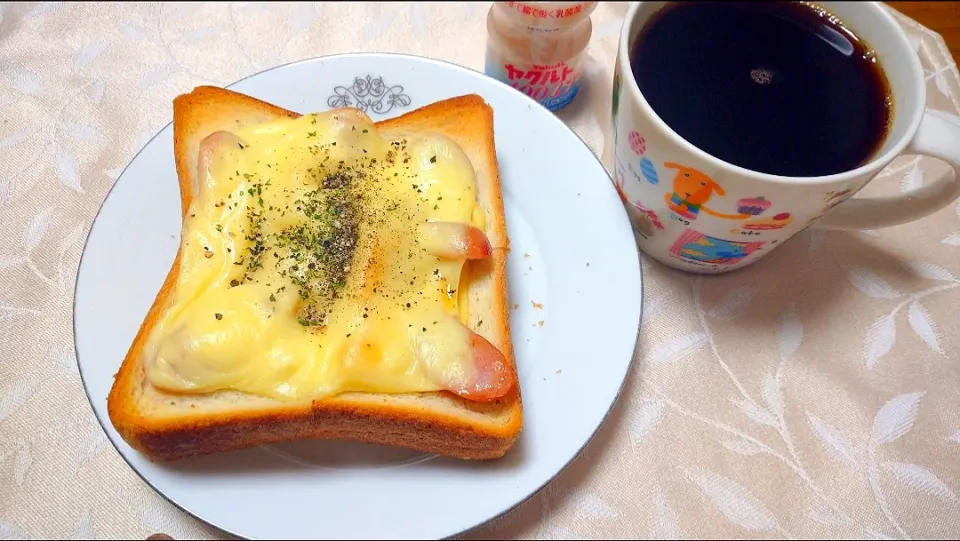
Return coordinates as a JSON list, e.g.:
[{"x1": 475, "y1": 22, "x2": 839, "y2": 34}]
[{"x1": 814, "y1": 110, "x2": 960, "y2": 230}]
